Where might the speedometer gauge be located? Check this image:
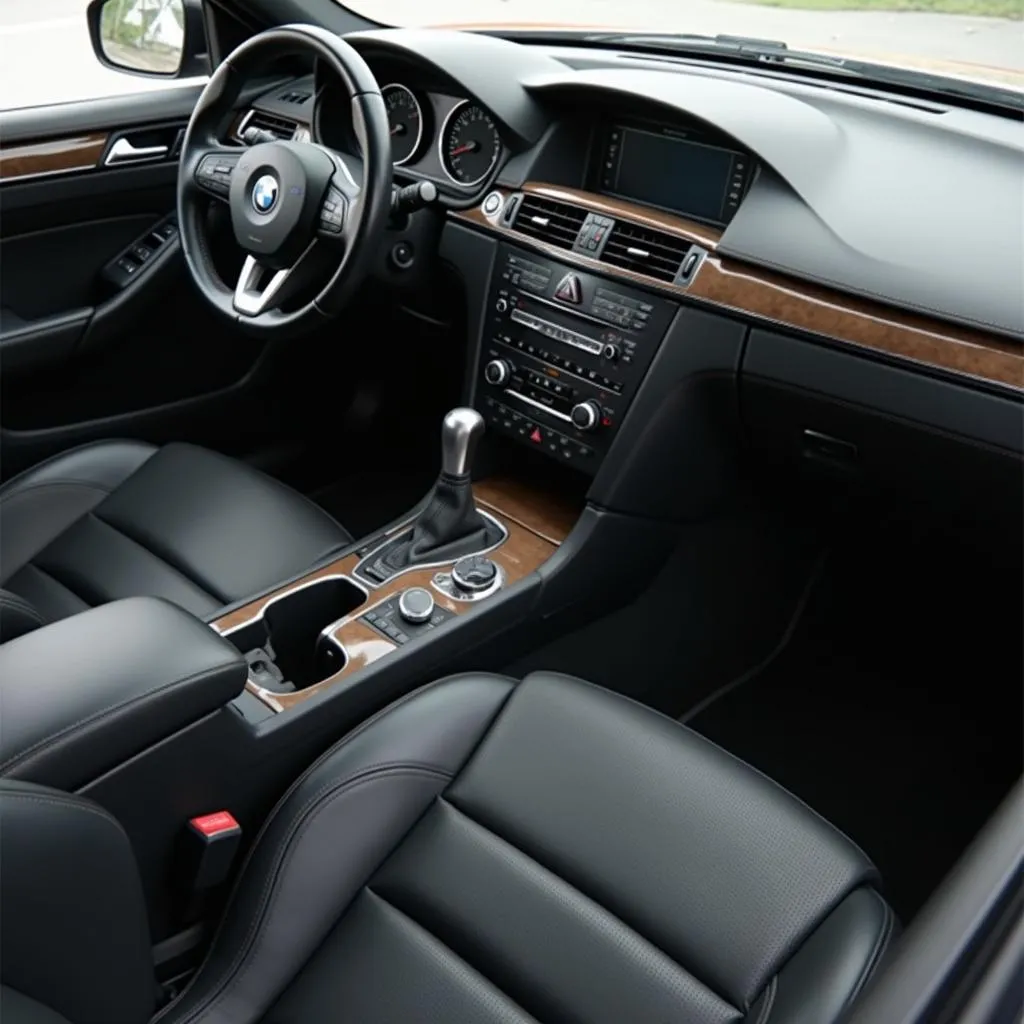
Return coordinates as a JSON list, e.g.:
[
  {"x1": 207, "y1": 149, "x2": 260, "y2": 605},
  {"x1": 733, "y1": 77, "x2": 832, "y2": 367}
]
[
  {"x1": 440, "y1": 102, "x2": 501, "y2": 187},
  {"x1": 382, "y1": 83, "x2": 424, "y2": 166}
]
